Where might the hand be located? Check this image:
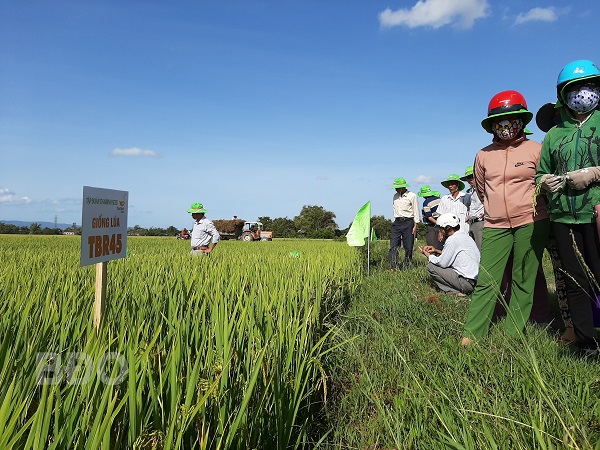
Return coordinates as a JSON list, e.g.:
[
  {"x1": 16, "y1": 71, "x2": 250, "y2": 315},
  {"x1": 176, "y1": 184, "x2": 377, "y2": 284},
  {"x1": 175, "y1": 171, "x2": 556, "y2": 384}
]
[
  {"x1": 565, "y1": 166, "x2": 600, "y2": 190},
  {"x1": 539, "y1": 174, "x2": 564, "y2": 193}
]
